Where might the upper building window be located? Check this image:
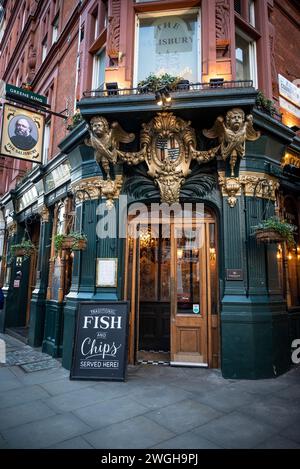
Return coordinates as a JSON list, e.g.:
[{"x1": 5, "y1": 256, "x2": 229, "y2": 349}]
[
  {"x1": 235, "y1": 29, "x2": 257, "y2": 87},
  {"x1": 134, "y1": 9, "x2": 200, "y2": 86},
  {"x1": 52, "y1": 14, "x2": 59, "y2": 44},
  {"x1": 234, "y1": 0, "x2": 242, "y2": 15},
  {"x1": 42, "y1": 36, "x2": 48, "y2": 62},
  {"x1": 92, "y1": 47, "x2": 106, "y2": 90},
  {"x1": 248, "y1": 0, "x2": 255, "y2": 27}
]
